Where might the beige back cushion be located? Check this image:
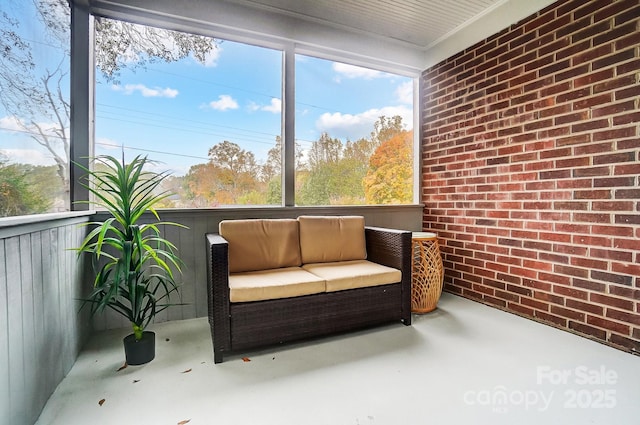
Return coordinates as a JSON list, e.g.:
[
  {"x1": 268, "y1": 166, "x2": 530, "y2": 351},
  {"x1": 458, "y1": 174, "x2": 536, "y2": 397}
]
[
  {"x1": 298, "y1": 216, "x2": 367, "y2": 264},
  {"x1": 219, "y1": 219, "x2": 302, "y2": 273}
]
